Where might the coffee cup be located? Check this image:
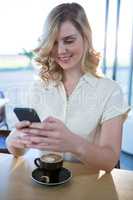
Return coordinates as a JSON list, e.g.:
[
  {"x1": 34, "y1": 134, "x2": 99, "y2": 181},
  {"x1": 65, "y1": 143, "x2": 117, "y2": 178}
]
[{"x1": 34, "y1": 153, "x2": 63, "y2": 183}]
